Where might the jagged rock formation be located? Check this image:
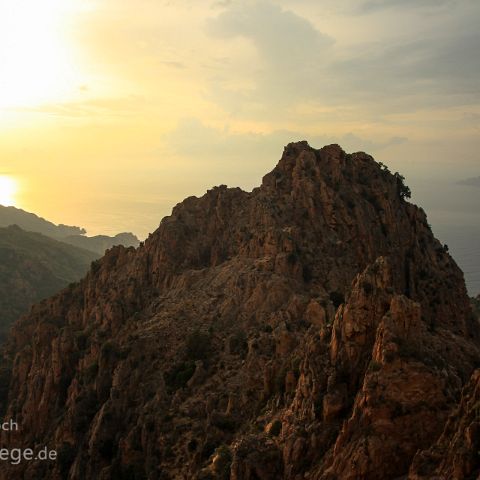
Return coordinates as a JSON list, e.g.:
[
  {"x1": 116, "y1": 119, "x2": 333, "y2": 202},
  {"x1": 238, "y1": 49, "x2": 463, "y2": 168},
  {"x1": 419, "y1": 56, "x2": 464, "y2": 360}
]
[
  {"x1": 0, "y1": 225, "x2": 99, "y2": 343},
  {"x1": 0, "y1": 142, "x2": 479, "y2": 480},
  {"x1": 409, "y1": 369, "x2": 480, "y2": 479}
]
